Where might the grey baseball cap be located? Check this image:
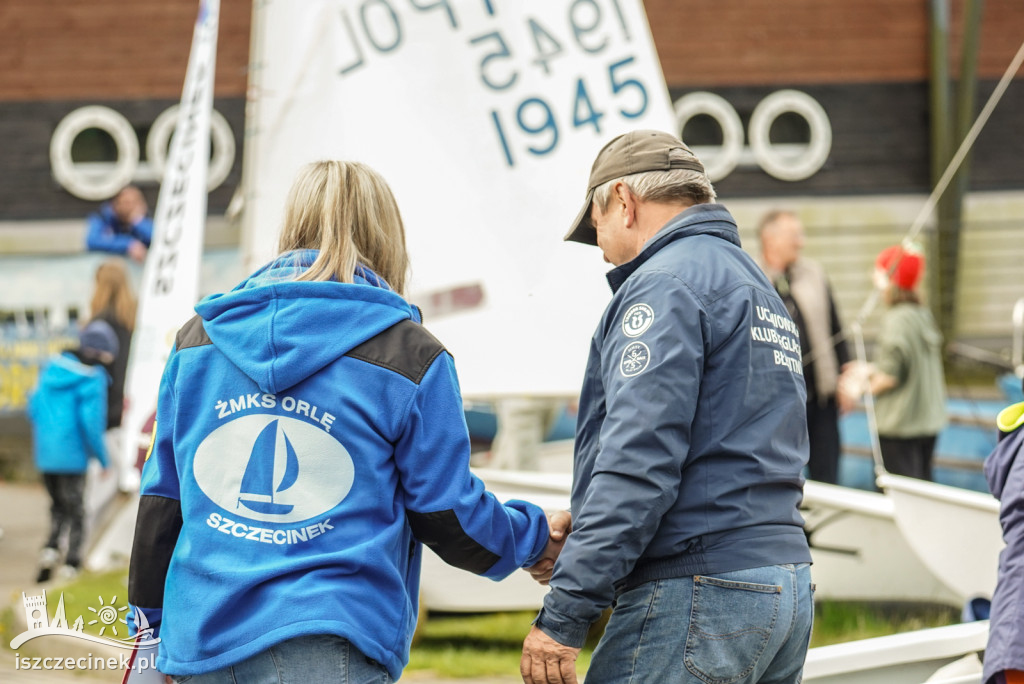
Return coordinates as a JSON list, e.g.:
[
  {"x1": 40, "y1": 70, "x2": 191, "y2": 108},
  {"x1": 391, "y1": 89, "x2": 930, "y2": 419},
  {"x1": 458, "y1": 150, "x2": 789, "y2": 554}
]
[{"x1": 565, "y1": 130, "x2": 705, "y2": 245}]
